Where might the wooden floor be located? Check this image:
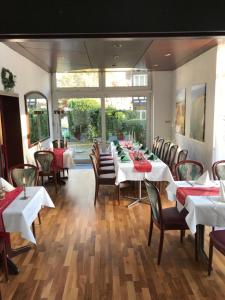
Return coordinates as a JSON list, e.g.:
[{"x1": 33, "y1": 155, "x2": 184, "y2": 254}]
[{"x1": 1, "y1": 168, "x2": 225, "y2": 299}]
